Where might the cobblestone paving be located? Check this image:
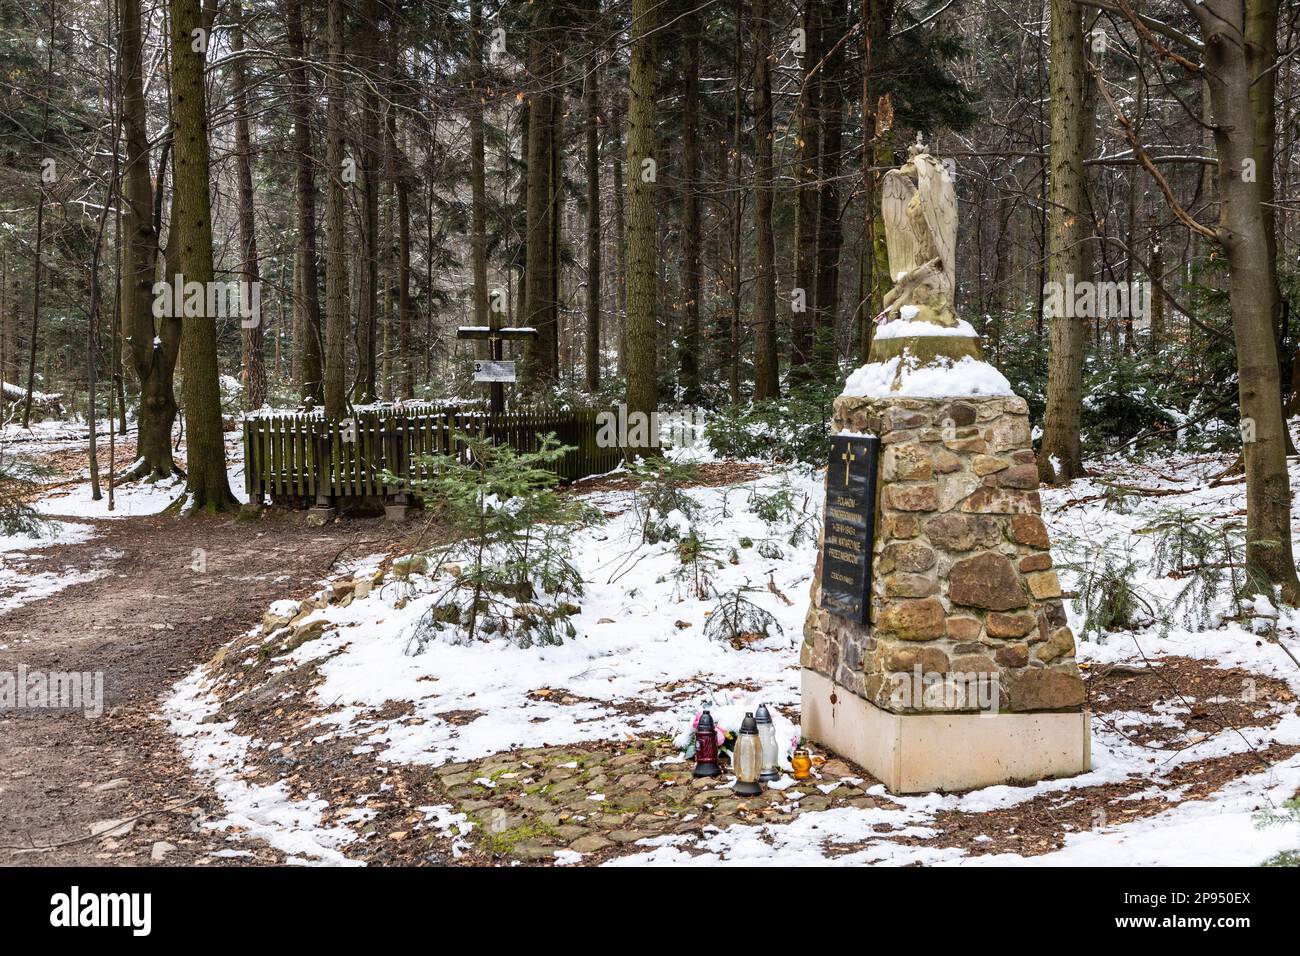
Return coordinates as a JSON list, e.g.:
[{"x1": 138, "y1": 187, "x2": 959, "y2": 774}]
[{"x1": 434, "y1": 737, "x2": 888, "y2": 864}]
